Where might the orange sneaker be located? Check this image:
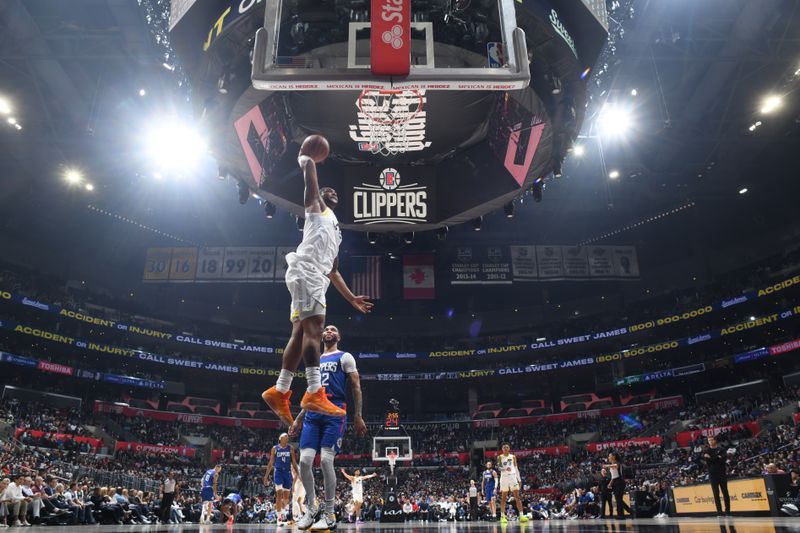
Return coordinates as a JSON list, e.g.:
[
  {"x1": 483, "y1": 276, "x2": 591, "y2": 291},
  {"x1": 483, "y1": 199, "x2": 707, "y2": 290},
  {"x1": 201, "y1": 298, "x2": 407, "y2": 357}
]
[
  {"x1": 301, "y1": 387, "x2": 346, "y2": 417},
  {"x1": 262, "y1": 386, "x2": 294, "y2": 426}
]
